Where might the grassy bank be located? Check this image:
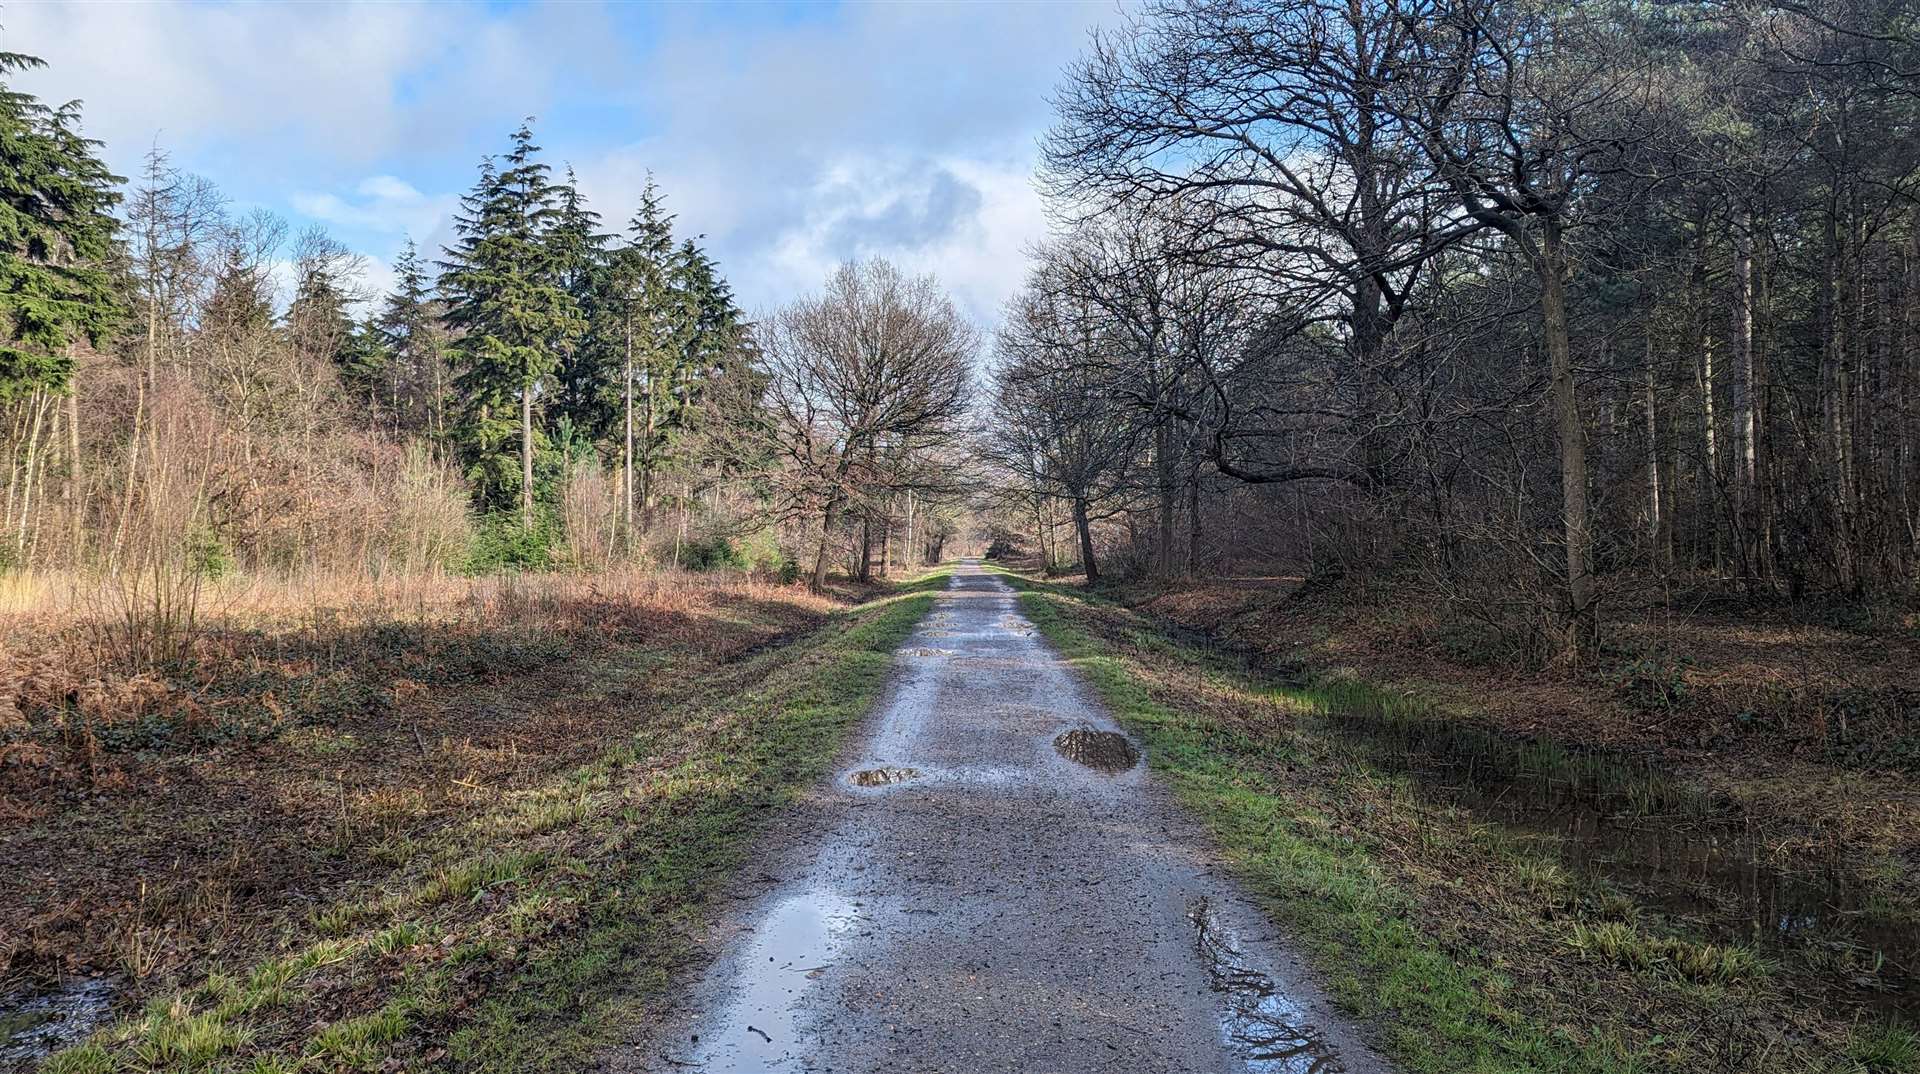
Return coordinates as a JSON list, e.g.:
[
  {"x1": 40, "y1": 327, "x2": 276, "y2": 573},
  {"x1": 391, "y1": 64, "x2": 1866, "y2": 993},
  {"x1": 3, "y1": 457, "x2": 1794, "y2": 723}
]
[
  {"x1": 14, "y1": 568, "x2": 943, "y2": 1073},
  {"x1": 1008, "y1": 571, "x2": 1915, "y2": 1074}
]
